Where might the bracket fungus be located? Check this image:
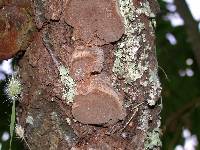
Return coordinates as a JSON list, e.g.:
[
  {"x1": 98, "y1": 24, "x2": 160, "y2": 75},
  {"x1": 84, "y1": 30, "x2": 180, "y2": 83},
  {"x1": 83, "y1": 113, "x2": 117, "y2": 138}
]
[
  {"x1": 64, "y1": 0, "x2": 124, "y2": 45},
  {"x1": 0, "y1": 5, "x2": 35, "y2": 60},
  {"x1": 72, "y1": 75, "x2": 126, "y2": 125},
  {"x1": 70, "y1": 46, "x2": 104, "y2": 81}
]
